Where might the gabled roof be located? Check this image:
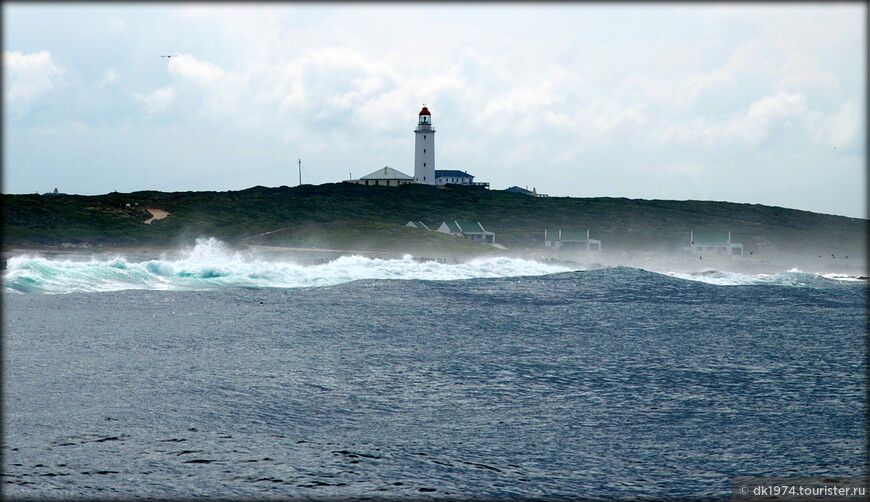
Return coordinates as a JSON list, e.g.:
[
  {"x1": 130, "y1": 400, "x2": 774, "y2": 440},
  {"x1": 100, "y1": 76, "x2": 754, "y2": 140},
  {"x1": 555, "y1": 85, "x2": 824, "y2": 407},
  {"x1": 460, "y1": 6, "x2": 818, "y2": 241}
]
[
  {"x1": 361, "y1": 166, "x2": 414, "y2": 180},
  {"x1": 456, "y1": 221, "x2": 486, "y2": 235},
  {"x1": 441, "y1": 221, "x2": 462, "y2": 233},
  {"x1": 435, "y1": 170, "x2": 474, "y2": 179},
  {"x1": 406, "y1": 221, "x2": 430, "y2": 231},
  {"x1": 505, "y1": 186, "x2": 533, "y2": 195}
]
